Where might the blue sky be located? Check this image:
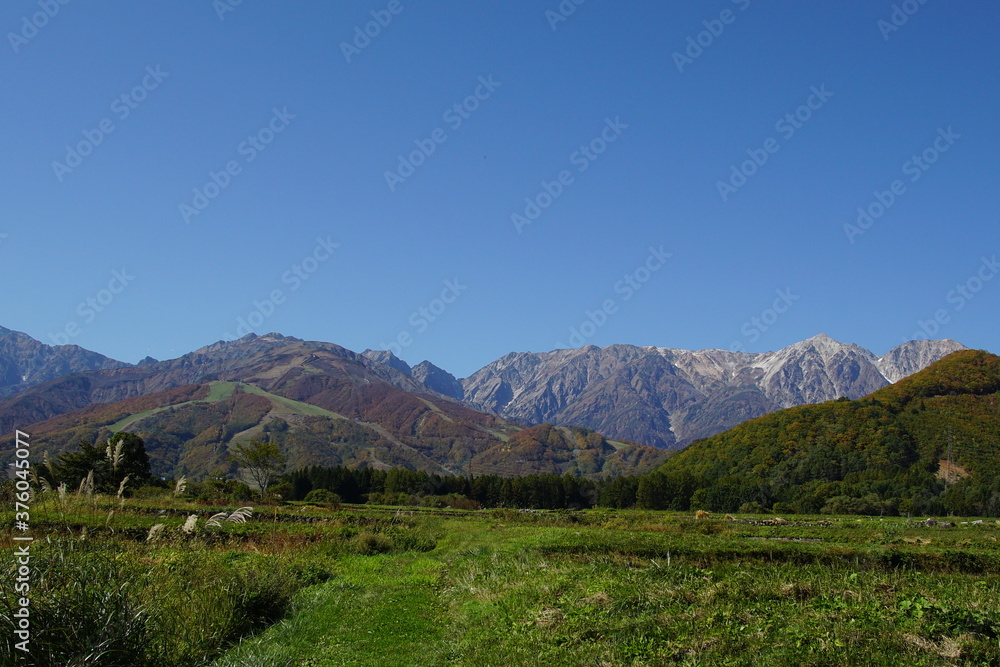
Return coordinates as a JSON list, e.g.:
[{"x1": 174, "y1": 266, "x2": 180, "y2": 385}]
[{"x1": 2, "y1": 1, "x2": 997, "y2": 378}]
